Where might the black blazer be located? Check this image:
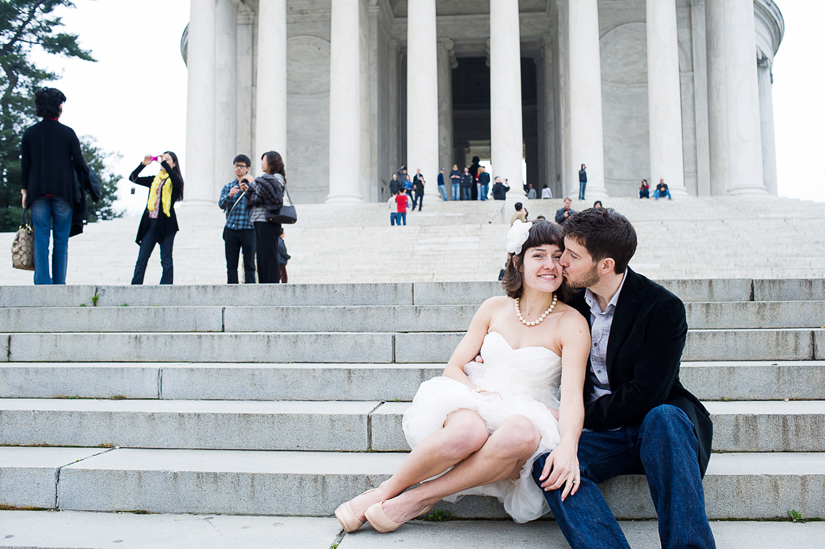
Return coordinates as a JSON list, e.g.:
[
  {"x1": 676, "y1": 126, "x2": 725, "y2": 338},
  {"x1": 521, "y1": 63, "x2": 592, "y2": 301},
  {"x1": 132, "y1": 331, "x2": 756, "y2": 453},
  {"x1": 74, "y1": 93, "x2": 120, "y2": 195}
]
[
  {"x1": 130, "y1": 162, "x2": 183, "y2": 245},
  {"x1": 571, "y1": 268, "x2": 713, "y2": 476},
  {"x1": 21, "y1": 119, "x2": 87, "y2": 206}
]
